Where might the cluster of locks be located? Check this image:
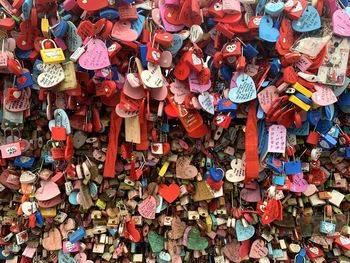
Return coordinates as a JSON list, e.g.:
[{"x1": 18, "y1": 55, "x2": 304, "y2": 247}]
[{"x1": 0, "y1": 0, "x2": 349, "y2": 262}]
